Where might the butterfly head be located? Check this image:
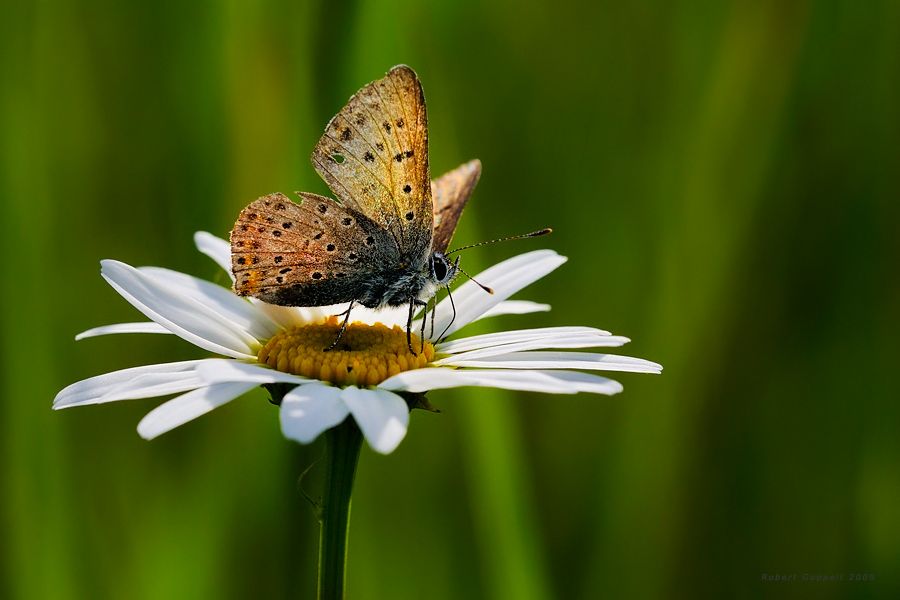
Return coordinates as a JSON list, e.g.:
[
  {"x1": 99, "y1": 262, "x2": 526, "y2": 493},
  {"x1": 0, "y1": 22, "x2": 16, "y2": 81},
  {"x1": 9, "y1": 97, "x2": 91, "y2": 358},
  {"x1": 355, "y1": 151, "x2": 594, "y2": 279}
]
[{"x1": 428, "y1": 252, "x2": 458, "y2": 288}]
